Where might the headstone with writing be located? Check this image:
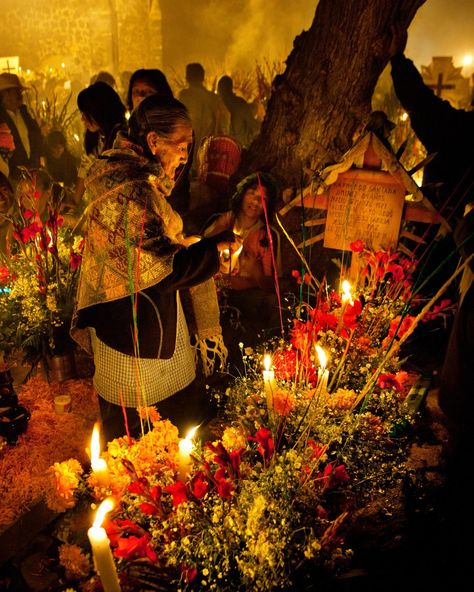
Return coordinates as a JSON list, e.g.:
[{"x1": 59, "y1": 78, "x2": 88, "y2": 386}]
[
  {"x1": 324, "y1": 168, "x2": 405, "y2": 251},
  {"x1": 279, "y1": 130, "x2": 449, "y2": 265}
]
